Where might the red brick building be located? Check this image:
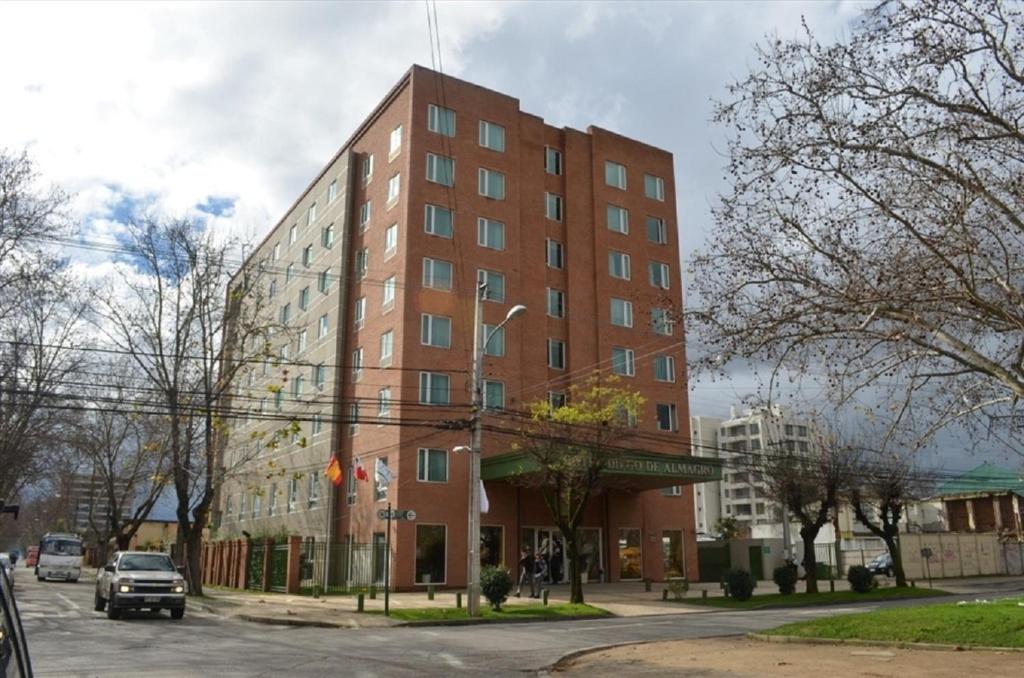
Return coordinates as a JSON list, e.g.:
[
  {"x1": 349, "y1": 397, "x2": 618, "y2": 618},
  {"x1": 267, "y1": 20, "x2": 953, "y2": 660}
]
[{"x1": 218, "y1": 65, "x2": 720, "y2": 590}]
